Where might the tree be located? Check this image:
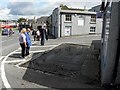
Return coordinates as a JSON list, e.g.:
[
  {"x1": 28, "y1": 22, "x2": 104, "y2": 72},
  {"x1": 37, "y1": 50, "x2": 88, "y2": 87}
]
[{"x1": 17, "y1": 18, "x2": 26, "y2": 23}]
